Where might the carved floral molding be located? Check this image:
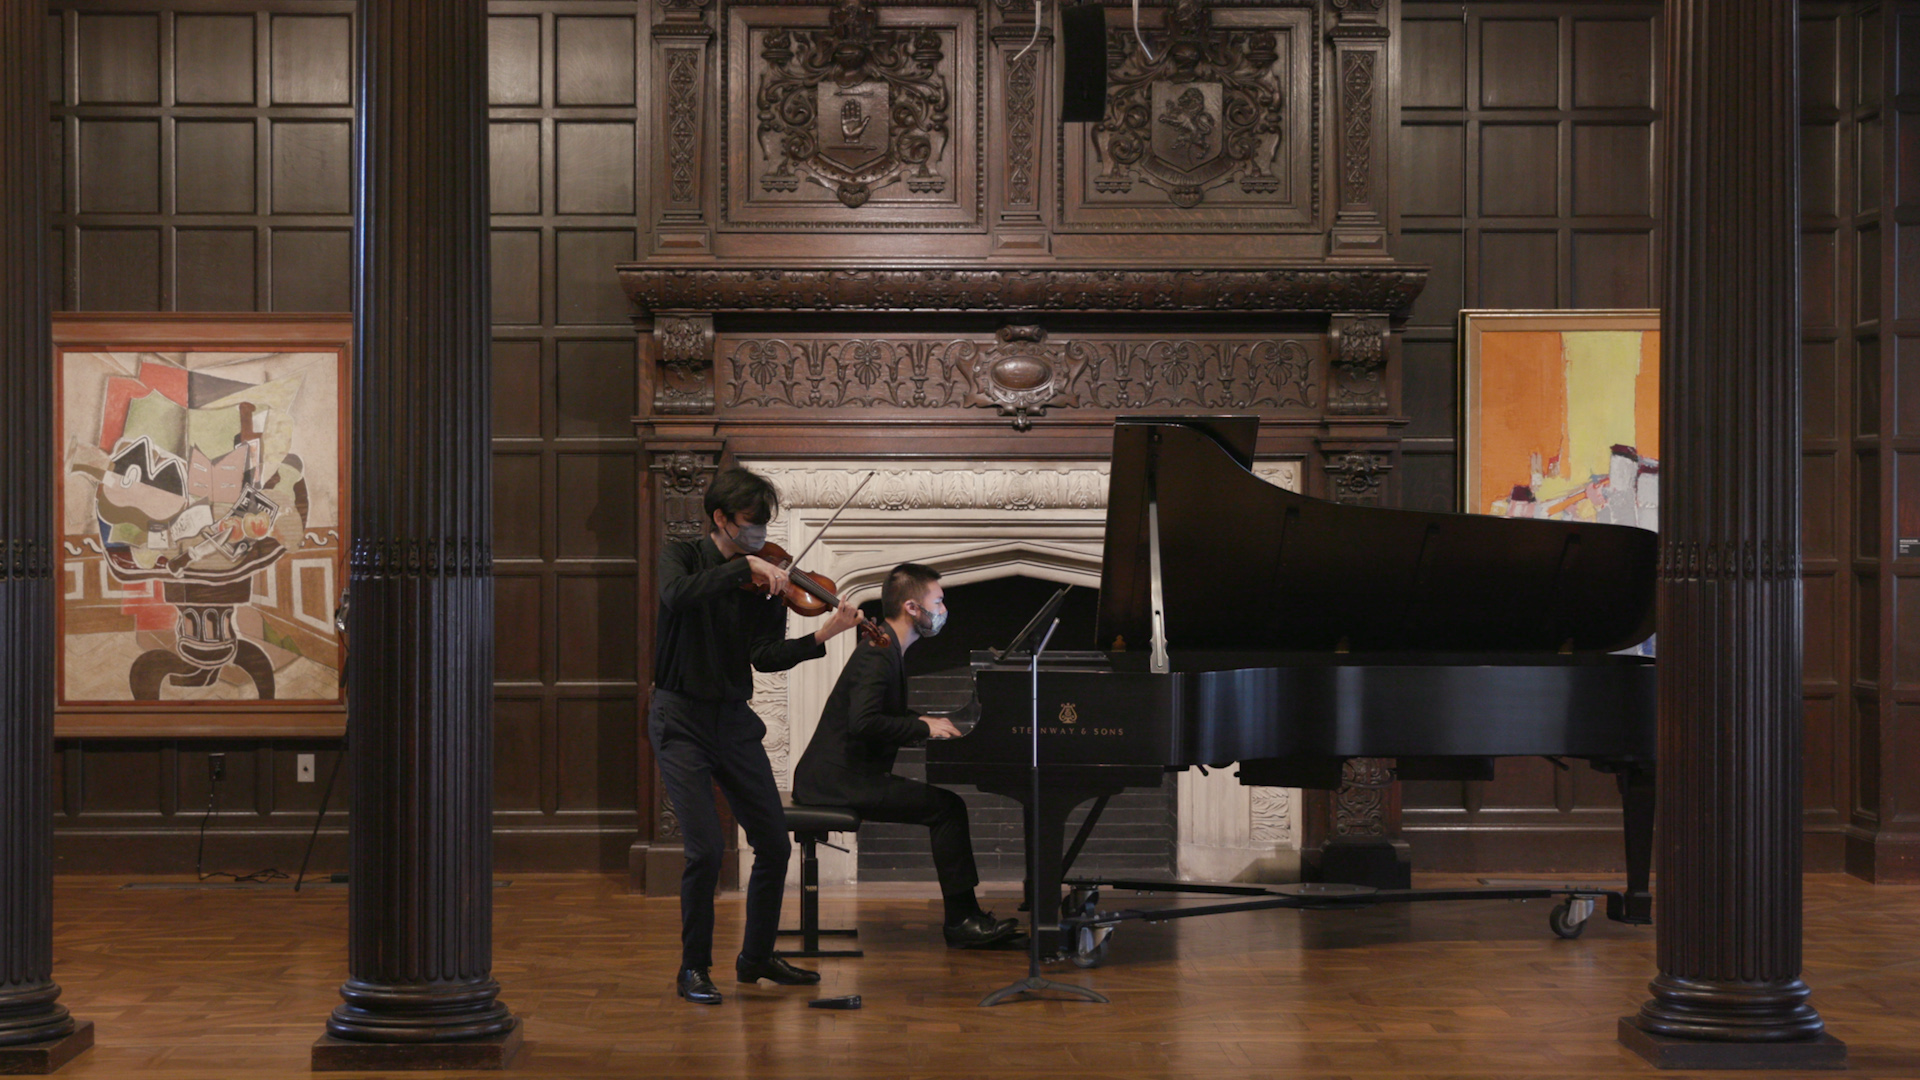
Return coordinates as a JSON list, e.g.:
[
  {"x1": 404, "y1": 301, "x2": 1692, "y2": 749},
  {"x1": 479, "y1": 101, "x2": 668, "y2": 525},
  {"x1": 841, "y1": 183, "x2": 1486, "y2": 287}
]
[{"x1": 722, "y1": 330, "x2": 1317, "y2": 426}]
